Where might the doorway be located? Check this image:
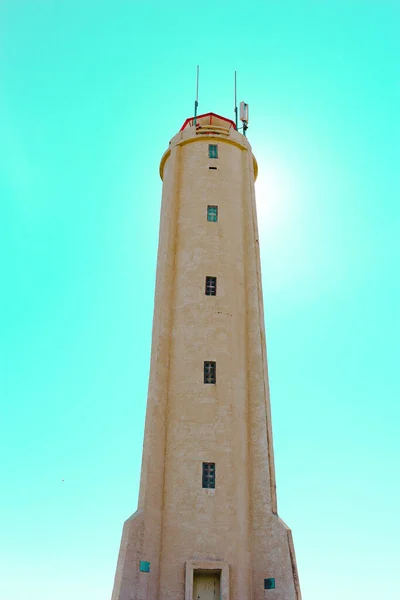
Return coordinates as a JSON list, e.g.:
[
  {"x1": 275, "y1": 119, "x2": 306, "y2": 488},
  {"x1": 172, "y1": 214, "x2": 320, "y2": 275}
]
[{"x1": 193, "y1": 571, "x2": 221, "y2": 600}]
